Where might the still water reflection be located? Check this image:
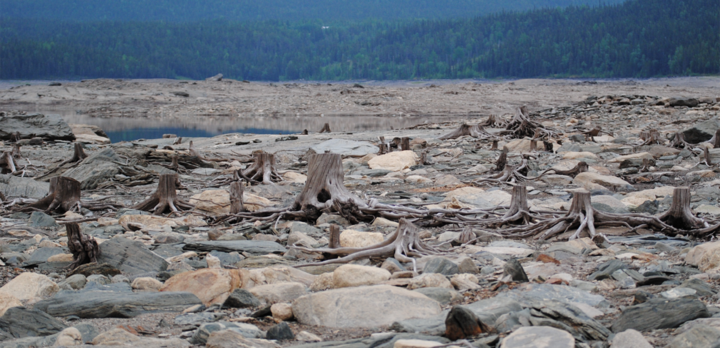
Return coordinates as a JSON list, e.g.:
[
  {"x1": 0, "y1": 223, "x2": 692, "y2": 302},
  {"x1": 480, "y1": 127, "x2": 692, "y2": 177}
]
[{"x1": 105, "y1": 127, "x2": 295, "y2": 143}]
